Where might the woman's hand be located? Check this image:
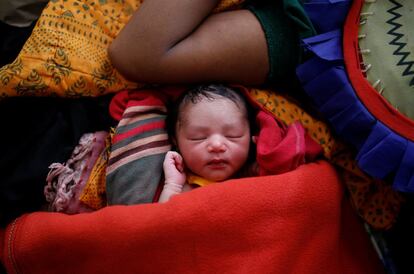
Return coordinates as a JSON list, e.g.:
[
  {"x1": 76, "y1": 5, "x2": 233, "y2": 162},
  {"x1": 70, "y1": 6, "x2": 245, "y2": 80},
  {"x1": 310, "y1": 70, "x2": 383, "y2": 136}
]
[{"x1": 163, "y1": 151, "x2": 186, "y2": 186}]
